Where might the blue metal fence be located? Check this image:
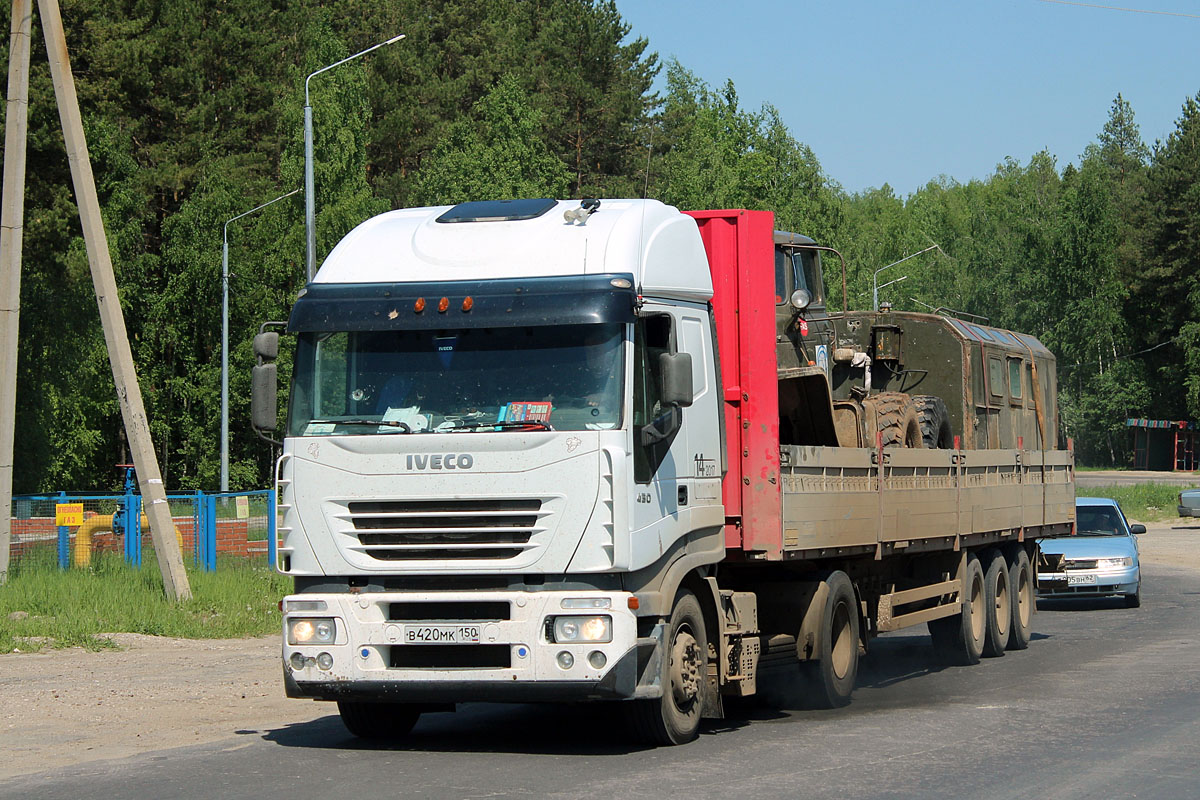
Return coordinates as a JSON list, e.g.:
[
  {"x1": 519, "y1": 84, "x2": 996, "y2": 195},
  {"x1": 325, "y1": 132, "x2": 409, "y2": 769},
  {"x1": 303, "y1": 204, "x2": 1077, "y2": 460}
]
[{"x1": 9, "y1": 473, "x2": 275, "y2": 573}]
